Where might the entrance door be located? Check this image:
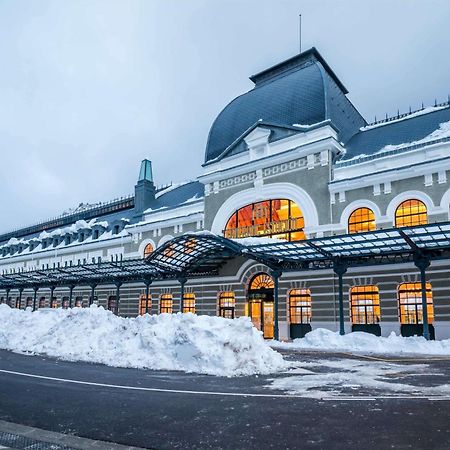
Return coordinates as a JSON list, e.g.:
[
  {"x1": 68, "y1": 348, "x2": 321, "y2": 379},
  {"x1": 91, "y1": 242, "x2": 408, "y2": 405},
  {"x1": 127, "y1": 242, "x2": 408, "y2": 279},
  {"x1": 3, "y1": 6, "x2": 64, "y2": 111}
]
[{"x1": 247, "y1": 273, "x2": 275, "y2": 339}]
